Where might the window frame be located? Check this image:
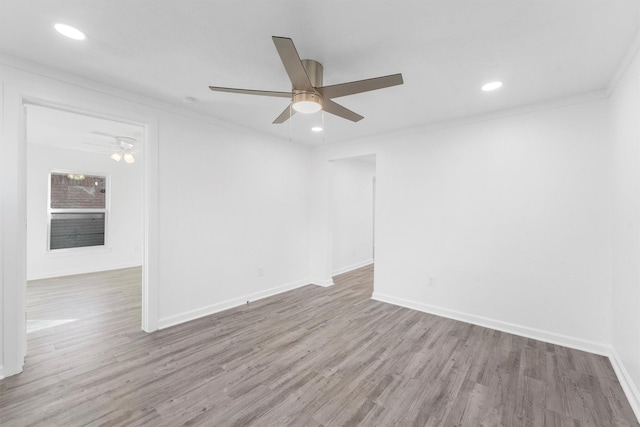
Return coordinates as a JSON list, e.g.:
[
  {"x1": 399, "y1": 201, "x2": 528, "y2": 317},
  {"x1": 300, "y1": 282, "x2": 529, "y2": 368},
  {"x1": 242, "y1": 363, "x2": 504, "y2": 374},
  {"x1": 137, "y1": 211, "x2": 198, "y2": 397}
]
[{"x1": 47, "y1": 170, "x2": 111, "y2": 252}]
